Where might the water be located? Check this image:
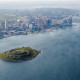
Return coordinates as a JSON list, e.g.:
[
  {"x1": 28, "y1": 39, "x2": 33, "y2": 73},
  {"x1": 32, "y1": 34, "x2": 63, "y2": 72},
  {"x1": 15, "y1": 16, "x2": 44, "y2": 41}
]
[{"x1": 0, "y1": 23, "x2": 80, "y2": 80}]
